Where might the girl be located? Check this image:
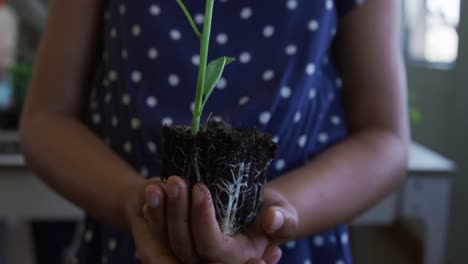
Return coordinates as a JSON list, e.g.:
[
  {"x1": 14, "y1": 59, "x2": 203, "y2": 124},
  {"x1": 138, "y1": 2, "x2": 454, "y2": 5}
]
[{"x1": 20, "y1": 0, "x2": 409, "y2": 263}]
